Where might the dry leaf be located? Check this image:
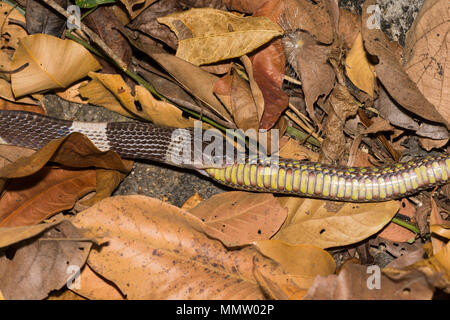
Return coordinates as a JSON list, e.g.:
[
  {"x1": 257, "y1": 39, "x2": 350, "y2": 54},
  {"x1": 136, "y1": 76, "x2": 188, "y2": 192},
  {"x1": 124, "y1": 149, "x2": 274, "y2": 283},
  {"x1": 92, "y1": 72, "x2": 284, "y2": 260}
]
[
  {"x1": 274, "y1": 197, "x2": 400, "y2": 248},
  {"x1": 305, "y1": 261, "x2": 433, "y2": 299},
  {"x1": 361, "y1": 0, "x2": 449, "y2": 130},
  {"x1": 71, "y1": 195, "x2": 291, "y2": 299},
  {"x1": 0, "y1": 2, "x2": 27, "y2": 50},
  {"x1": 157, "y1": 8, "x2": 284, "y2": 66},
  {"x1": 56, "y1": 81, "x2": 89, "y2": 104},
  {"x1": 181, "y1": 192, "x2": 203, "y2": 211},
  {"x1": 378, "y1": 198, "x2": 416, "y2": 243},
  {"x1": 253, "y1": 240, "x2": 335, "y2": 298},
  {"x1": 11, "y1": 34, "x2": 101, "y2": 97},
  {"x1": 119, "y1": 0, "x2": 156, "y2": 19},
  {"x1": 345, "y1": 32, "x2": 376, "y2": 97},
  {"x1": 189, "y1": 191, "x2": 287, "y2": 247},
  {"x1": 277, "y1": 136, "x2": 319, "y2": 162},
  {"x1": 0, "y1": 220, "x2": 92, "y2": 300},
  {"x1": 403, "y1": 0, "x2": 450, "y2": 123}
]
